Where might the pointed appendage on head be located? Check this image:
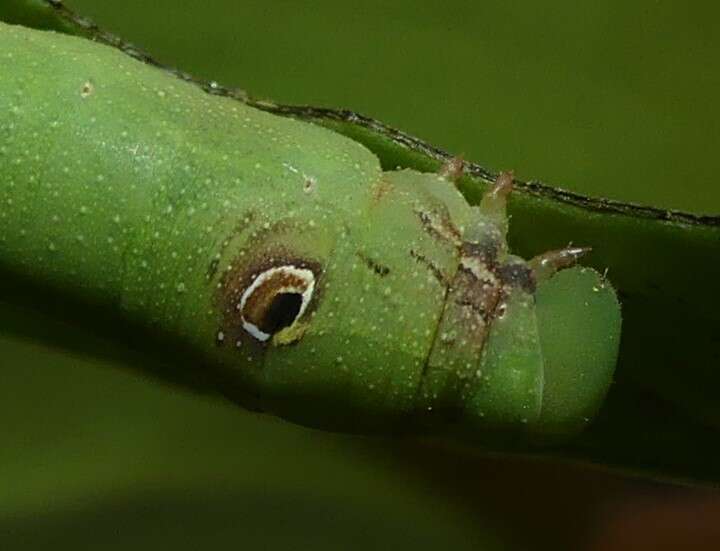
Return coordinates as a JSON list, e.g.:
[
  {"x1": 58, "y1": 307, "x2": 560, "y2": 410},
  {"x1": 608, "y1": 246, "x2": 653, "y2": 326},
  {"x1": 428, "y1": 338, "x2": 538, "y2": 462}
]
[
  {"x1": 476, "y1": 171, "x2": 514, "y2": 237},
  {"x1": 529, "y1": 246, "x2": 591, "y2": 282},
  {"x1": 438, "y1": 156, "x2": 466, "y2": 184},
  {"x1": 479, "y1": 171, "x2": 513, "y2": 215}
]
